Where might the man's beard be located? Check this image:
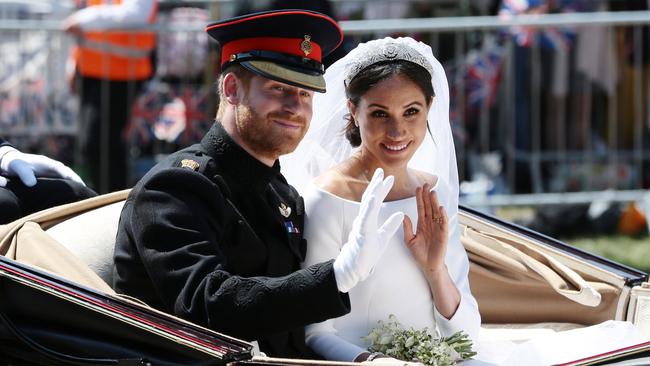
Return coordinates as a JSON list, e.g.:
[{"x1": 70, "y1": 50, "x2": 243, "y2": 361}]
[{"x1": 235, "y1": 103, "x2": 307, "y2": 160}]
